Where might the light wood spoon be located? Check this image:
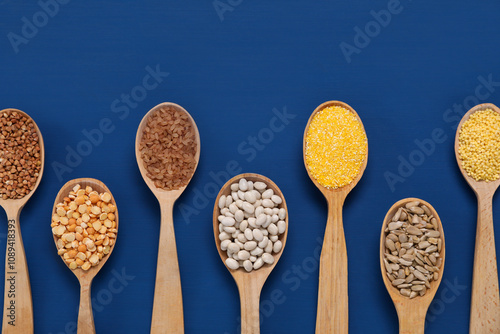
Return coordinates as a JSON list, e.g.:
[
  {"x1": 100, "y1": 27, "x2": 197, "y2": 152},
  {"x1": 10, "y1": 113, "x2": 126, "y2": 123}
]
[
  {"x1": 52, "y1": 178, "x2": 118, "y2": 334},
  {"x1": 454, "y1": 103, "x2": 500, "y2": 333},
  {"x1": 213, "y1": 173, "x2": 288, "y2": 334},
  {"x1": 0, "y1": 108, "x2": 44, "y2": 334},
  {"x1": 303, "y1": 101, "x2": 368, "y2": 334},
  {"x1": 136, "y1": 102, "x2": 200, "y2": 334},
  {"x1": 380, "y1": 198, "x2": 445, "y2": 334}
]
